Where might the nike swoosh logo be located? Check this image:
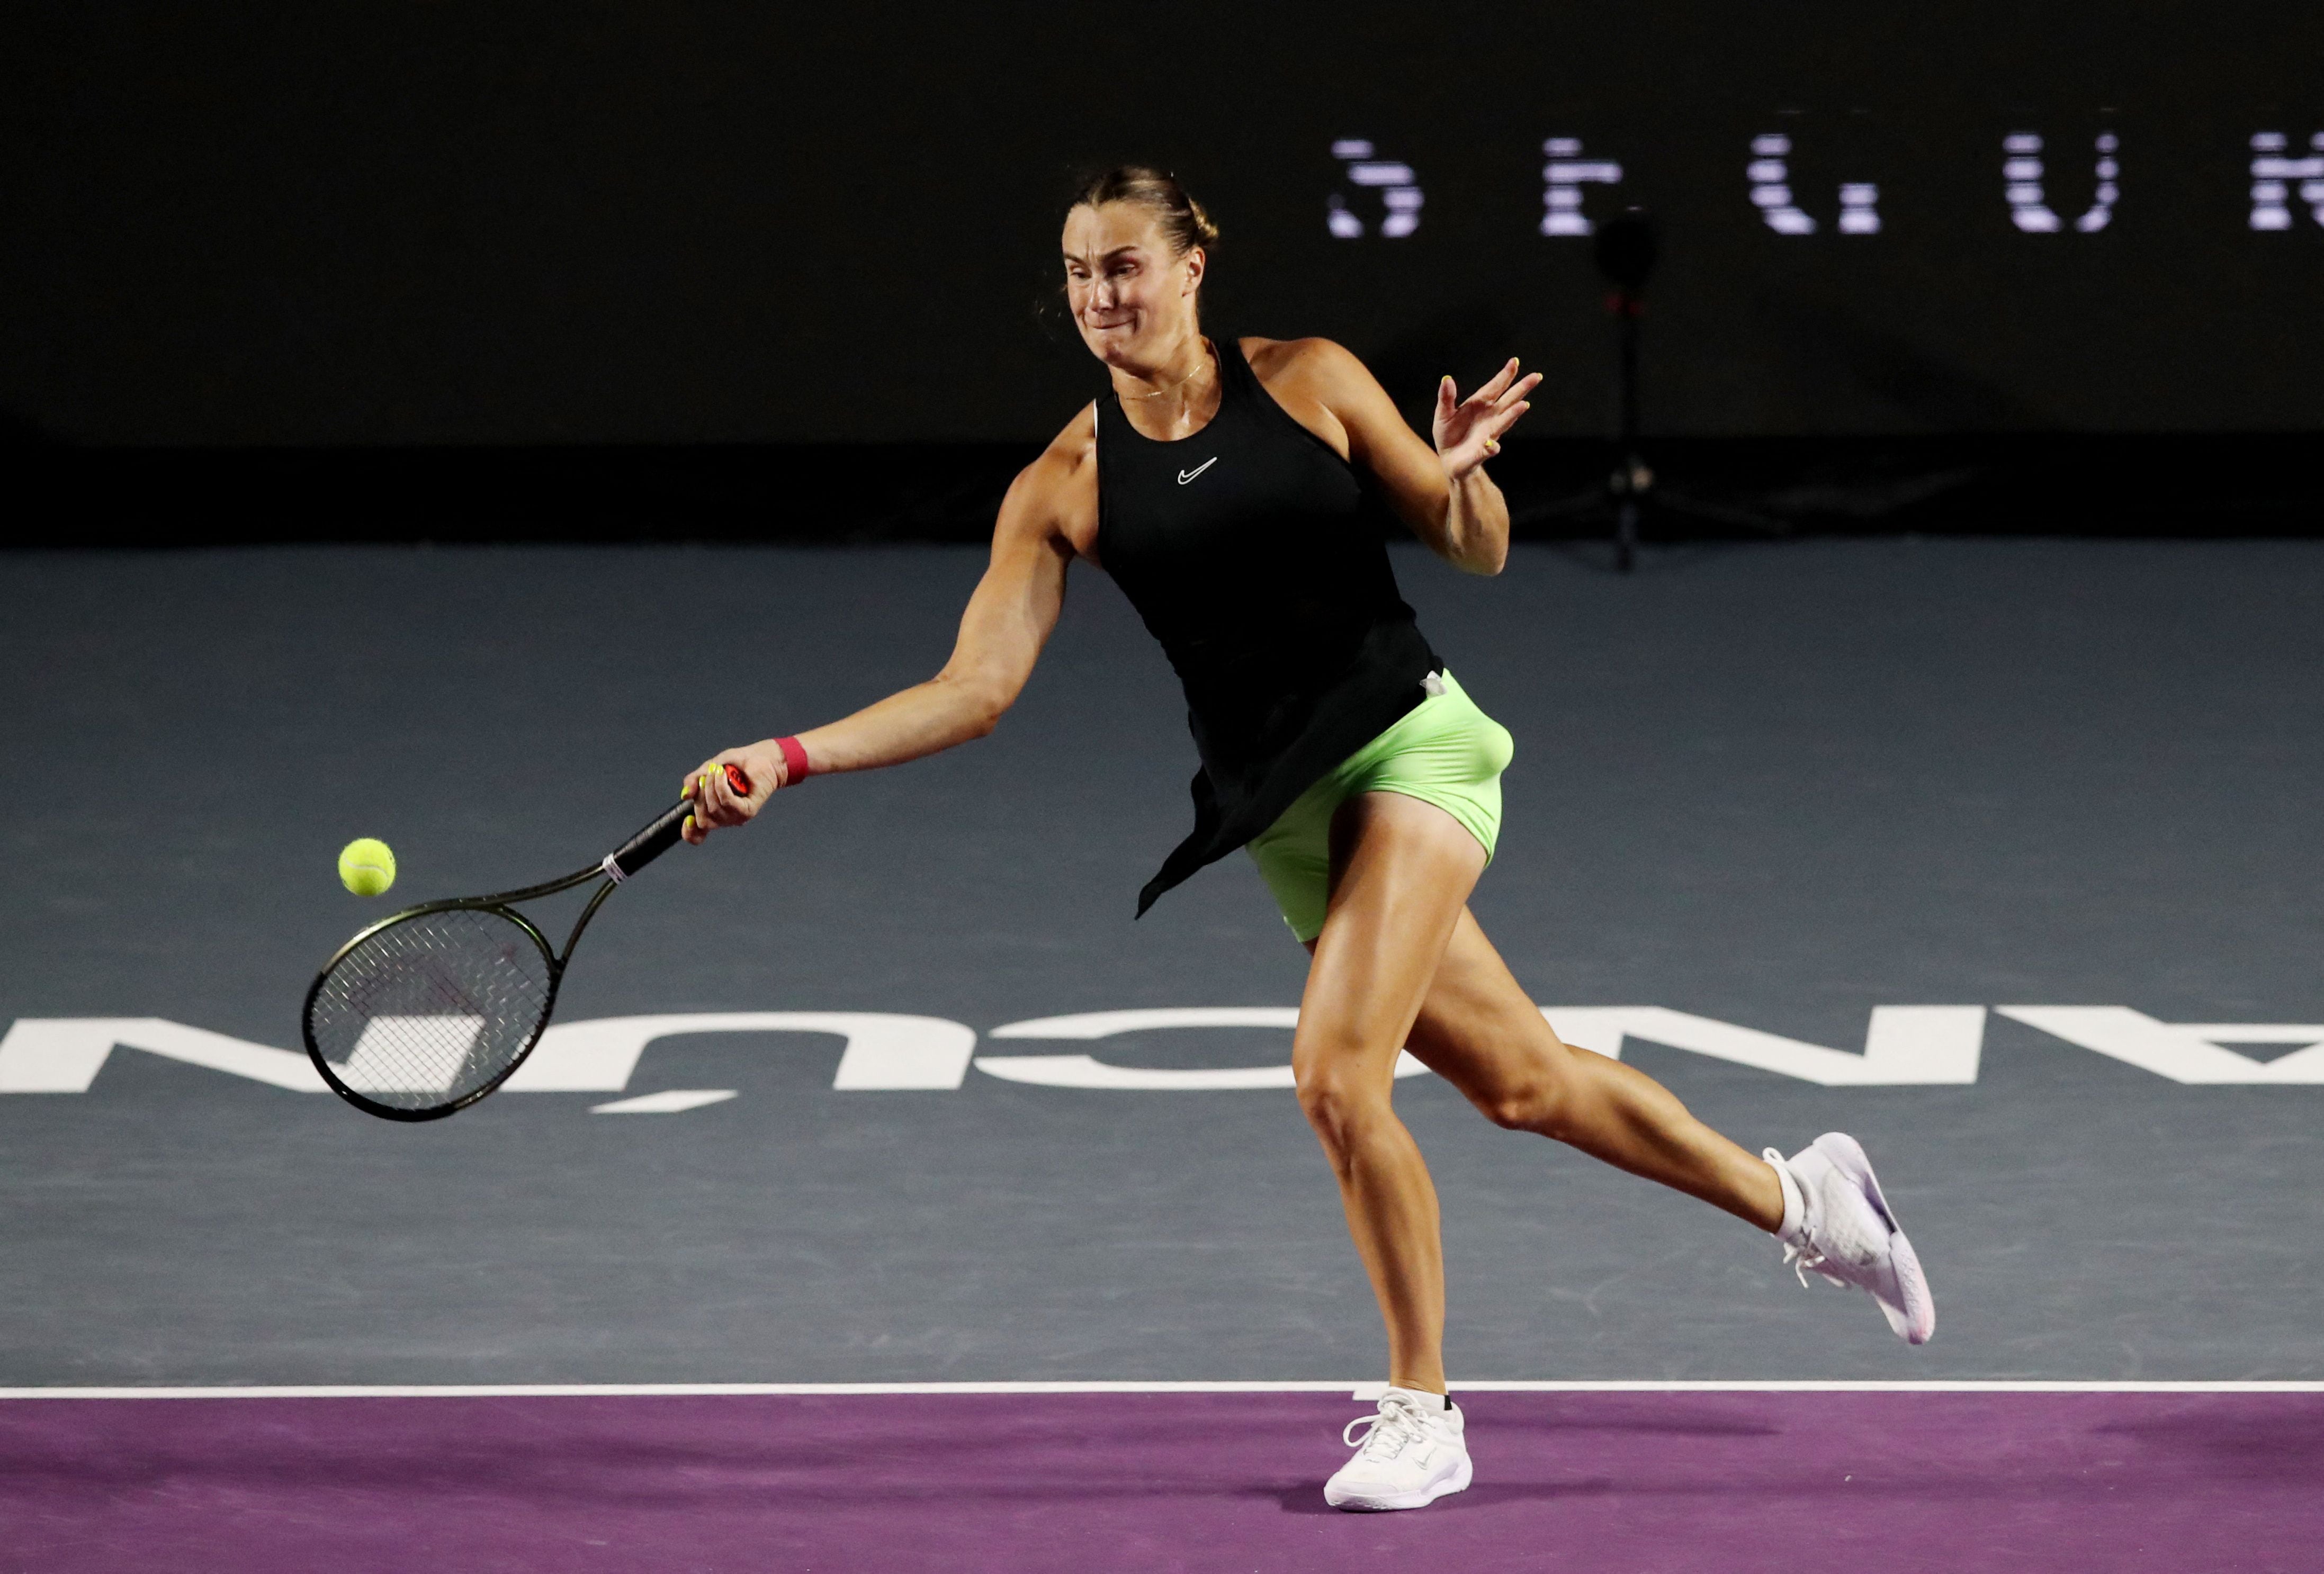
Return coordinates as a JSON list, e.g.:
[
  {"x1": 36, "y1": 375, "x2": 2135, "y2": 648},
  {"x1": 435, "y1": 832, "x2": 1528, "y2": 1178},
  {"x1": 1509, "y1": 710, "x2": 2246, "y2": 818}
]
[{"x1": 1177, "y1": 457, "x2": 1218, "y2": 485}]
